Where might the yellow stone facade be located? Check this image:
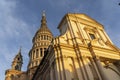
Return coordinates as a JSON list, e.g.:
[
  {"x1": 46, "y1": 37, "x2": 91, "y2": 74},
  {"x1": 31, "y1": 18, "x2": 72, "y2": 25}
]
[
  {"x1": 33, "y1": 13, "x2": 120, "y2": 80},
  {"x1": 5, "y1": 13, "x2": 120, "y2": 80}
]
